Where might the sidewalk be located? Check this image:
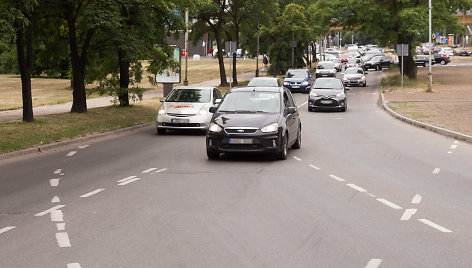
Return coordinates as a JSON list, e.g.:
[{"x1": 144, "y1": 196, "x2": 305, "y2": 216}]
[{"x1": 0, "y1": 70, "x2": 267, "y2": 121}]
